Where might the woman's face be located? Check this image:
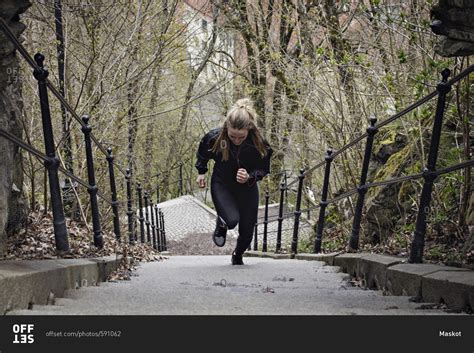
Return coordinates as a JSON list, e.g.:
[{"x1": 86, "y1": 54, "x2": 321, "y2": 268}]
[{"x1": 227, "y1": 126, "x2": 248, "y2": 146}]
